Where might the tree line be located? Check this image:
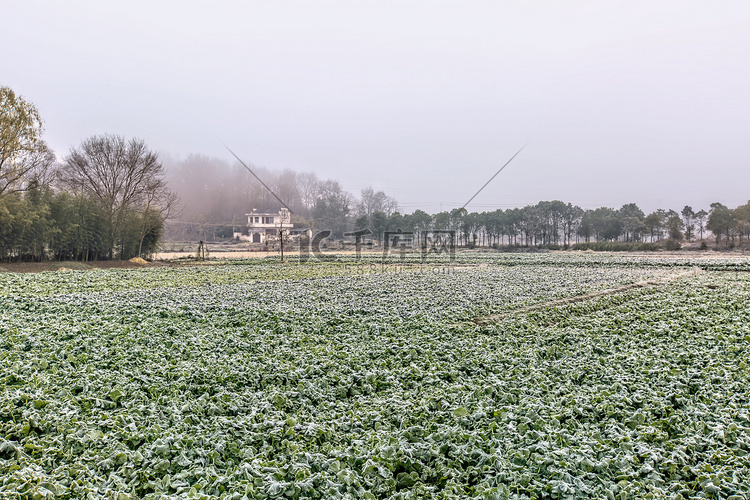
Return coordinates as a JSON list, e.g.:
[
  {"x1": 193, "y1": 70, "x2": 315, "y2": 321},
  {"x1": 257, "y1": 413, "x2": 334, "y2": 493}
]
[
  {"x1": 0, "y1": 86, "x2": 176, "y2": 262},
  {"x1": 353, "y1": 200, "x2": 750, "y2": 249}
]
